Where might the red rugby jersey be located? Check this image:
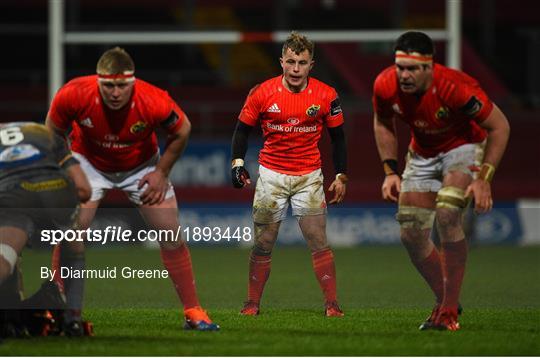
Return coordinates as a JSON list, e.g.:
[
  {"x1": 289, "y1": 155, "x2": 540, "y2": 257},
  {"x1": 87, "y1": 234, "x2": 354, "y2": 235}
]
[
  {"x1": 372, "y1": 63, "x2": 493, "y2": 158},
  {"x1": 48, "y1": 75, "x2": 185, "y2": 172},
  {"x1": 239, "y1": 76, "x2": 344, "y2": 175}
]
